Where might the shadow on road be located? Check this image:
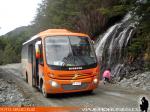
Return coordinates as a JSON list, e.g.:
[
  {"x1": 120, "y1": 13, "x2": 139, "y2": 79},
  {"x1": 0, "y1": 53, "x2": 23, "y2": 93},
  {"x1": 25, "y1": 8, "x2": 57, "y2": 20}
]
[{"x1": 47, "y1": 91, "x2": 96, "y2": 99}]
